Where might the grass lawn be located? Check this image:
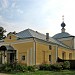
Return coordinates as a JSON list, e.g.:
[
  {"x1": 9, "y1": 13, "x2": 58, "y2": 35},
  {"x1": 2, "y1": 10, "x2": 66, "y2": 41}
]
[{"x1": 12, "y1": 70, "x2": 75, "y2": 75}]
